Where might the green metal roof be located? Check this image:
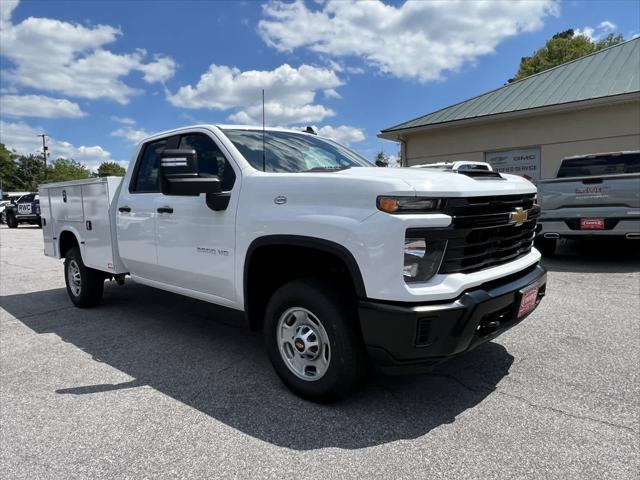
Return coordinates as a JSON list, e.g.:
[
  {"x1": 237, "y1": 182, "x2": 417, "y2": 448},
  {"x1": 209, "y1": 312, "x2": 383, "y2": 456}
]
[{"x1": 381, "y1": 37, "x2": 640, "y2": 133}]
